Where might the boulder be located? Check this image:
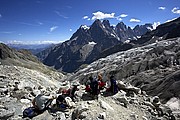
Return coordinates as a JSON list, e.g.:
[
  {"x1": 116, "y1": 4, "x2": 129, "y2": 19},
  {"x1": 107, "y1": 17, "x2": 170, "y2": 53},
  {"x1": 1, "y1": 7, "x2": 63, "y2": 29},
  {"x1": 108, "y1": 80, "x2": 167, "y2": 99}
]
[
  {"x1": 71, "y1": 102, "x2": 89, "y2": 120},
  {"x1": 126, "y1": 86, "x2": 141, "y2": 94},
  {"x1": 152, "y1": 96, "x2": 161, "y2": 108},
  {"x1": 117, "y1": 81, "x2": 126, "y2": 89},
  {"x1": 56, "y1": 111, "x2": 66, "y2": 120},
  {"x1": 99, "y1": 99, "x2": 114, "y2": 111},
  {"x1": 20, "y1": 99, "x2": 31, "y2": 104},
  {"x1": 98, "y1": 112, "x2": 106, "y2": 119},
  {"x1": 32, "y1": 110, "x2": 54, "y2": 120},
  {"x1": 130, "y1": 112, "x2": 138, "y2": 120},
  {"x1": 0, "y1": 107, "x2": 15, "y2": 119}
]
